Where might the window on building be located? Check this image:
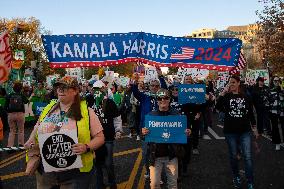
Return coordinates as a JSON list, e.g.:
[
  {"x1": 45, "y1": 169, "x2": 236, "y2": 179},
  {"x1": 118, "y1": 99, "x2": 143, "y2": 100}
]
[
  {"x1": 198, "y1": 33, "x2": 202, "y2": 37},
  {"x1": 193, "y1": 34, "x2": 197, "y2": 37},
  {"x1": 207, "y1": 32, "x2": 211, "y2": 36}
]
